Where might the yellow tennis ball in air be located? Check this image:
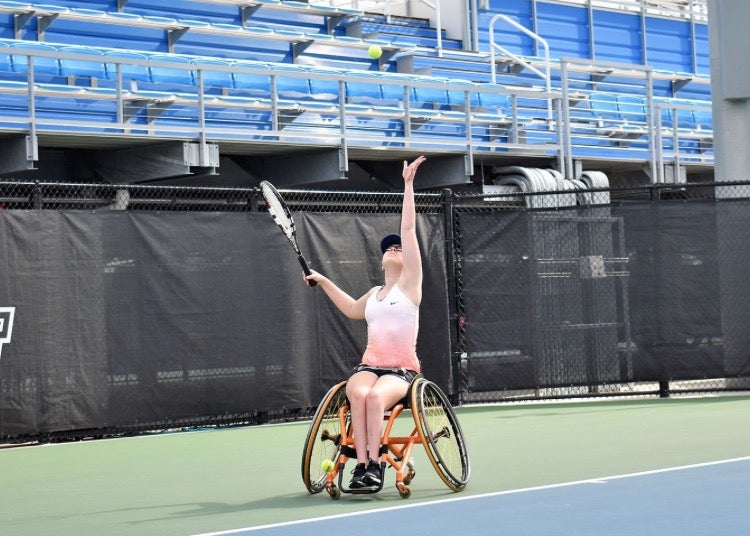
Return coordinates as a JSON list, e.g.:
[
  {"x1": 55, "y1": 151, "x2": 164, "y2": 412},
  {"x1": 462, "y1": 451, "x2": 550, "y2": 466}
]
[
  {"x1": 321, "y1": 459, "x2": 335, "y2": 473},
  {"x1": 368, "y1": 44, "x2": 383, "y2": 60}
]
